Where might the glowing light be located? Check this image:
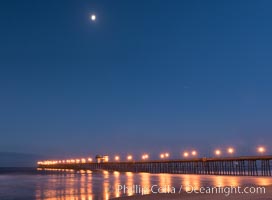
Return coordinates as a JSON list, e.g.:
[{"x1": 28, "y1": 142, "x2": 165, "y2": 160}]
[
  {"x1": 88, "y1": 158, "x2": 93, "y2": 162},
  {"x1": 81, "y1": 158, "x2": 86, "y2": 163},
  {"x1": 258, "y1": 146, "x2": 266, "y2": 153},
  {"x1": 215, "y1": 149, "x2": 221, "y2": 156},
  {"x1": 192, "y1": 150, "x2": 197, "y2": 156},
  {"x1": 104, "y1": 156, "x2": 109, "y2": 162},
  {"x1": 103, "y1": 170, "x2": 109, "y2": 175},
  {"x1": 183, "y1": 152, "x2": 189, "y2": 157},
  {"x1": 115, "y1": 156, "x2": 120, "y2": 161},
  {"x1": 114, "y1": 171, "x2": 120, "y2": 176},
  {"x1": 160, "y1": 153, "x2": 169, "y2": 159},
  {"x1": 90, "y1": 14, "x2": 96, "y2": 21},
  {"x1": 127, "y1": 155, "x2": 133, "y2": 161},
  {"x1": 142, "y1": 154, "x2": 149, "y2": 160},
  {"x1": 228, "y1": 148, "x2": 234, "y2": 154}
]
